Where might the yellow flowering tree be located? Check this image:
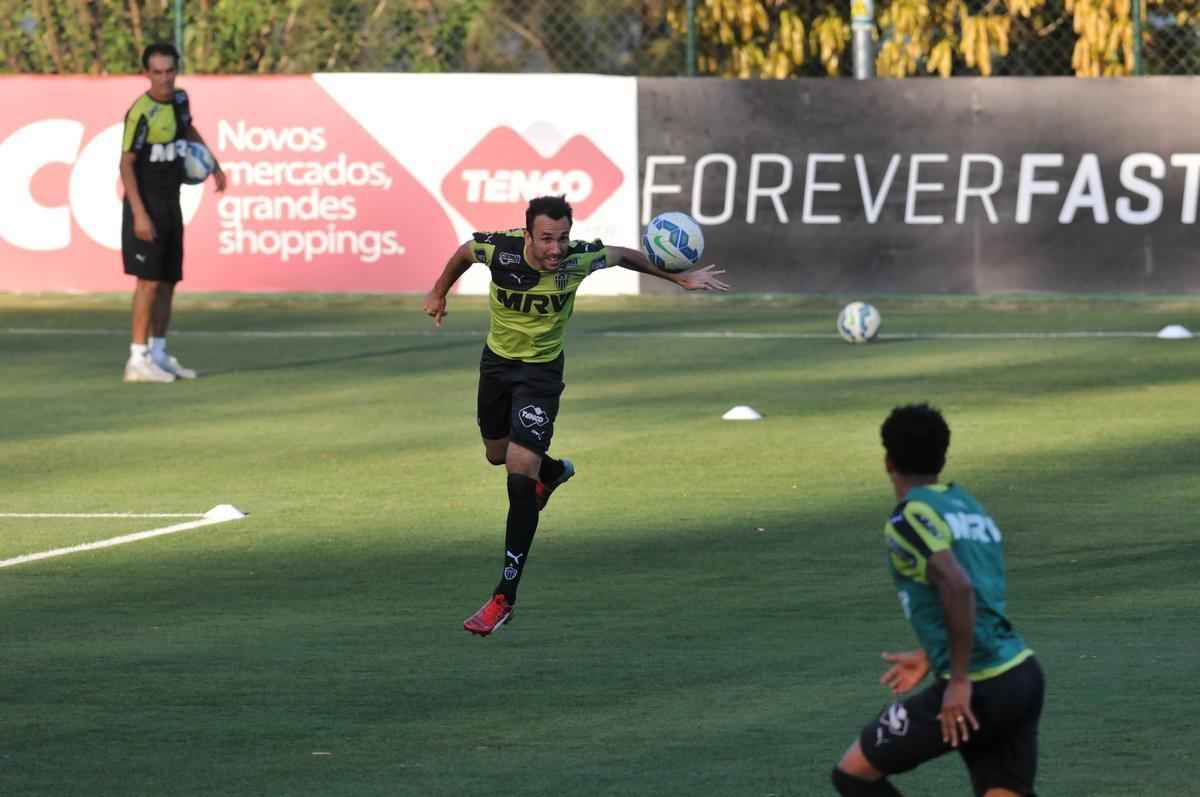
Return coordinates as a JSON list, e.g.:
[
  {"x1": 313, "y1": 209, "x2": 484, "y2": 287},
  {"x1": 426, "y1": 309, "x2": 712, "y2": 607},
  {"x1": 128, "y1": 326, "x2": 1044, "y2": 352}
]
[{"x1": 665, "y1": 0, "x2": 1200, "y2": 78}]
